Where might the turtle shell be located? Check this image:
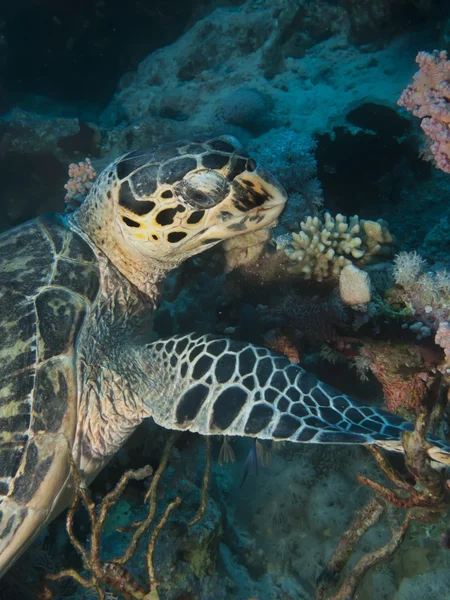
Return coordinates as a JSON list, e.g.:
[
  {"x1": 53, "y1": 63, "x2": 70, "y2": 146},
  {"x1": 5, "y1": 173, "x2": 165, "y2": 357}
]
[{"x1": 0, "y1": 214, "x2": 100, "y2": 574}]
